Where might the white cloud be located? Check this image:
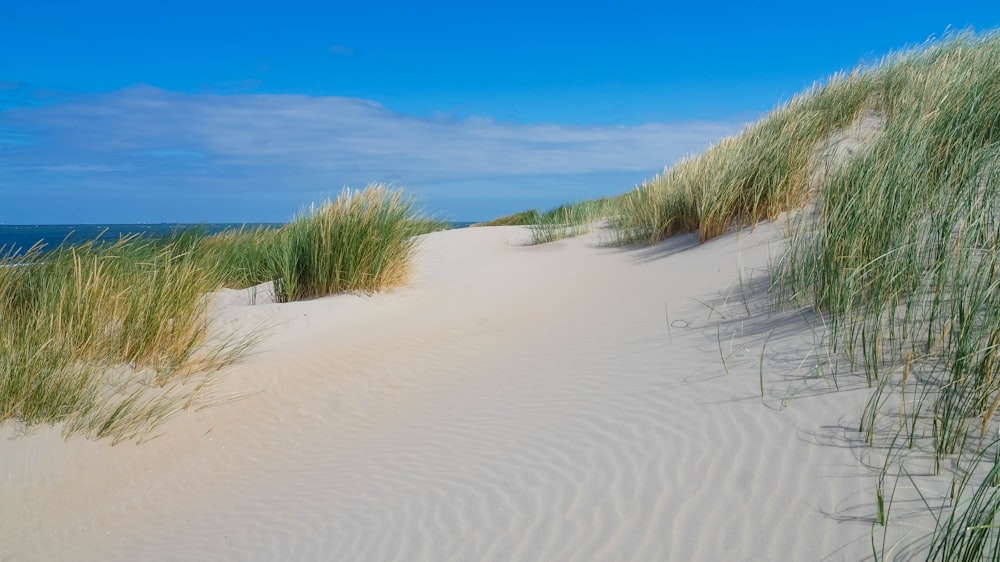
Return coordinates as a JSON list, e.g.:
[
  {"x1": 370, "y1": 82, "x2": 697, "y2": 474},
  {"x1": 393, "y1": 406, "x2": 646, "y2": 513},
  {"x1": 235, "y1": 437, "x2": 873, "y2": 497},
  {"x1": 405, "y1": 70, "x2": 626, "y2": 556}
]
[{"x1": 0, "y1": 86, "x2": 739, "y2": 220}]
